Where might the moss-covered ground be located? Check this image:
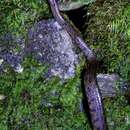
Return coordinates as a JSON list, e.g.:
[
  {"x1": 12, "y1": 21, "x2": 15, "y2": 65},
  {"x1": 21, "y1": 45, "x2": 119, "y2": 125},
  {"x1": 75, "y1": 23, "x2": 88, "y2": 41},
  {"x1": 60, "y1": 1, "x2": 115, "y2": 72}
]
[{"x1": 0, "y1": 0, "x2": 130, "y2": 130}]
